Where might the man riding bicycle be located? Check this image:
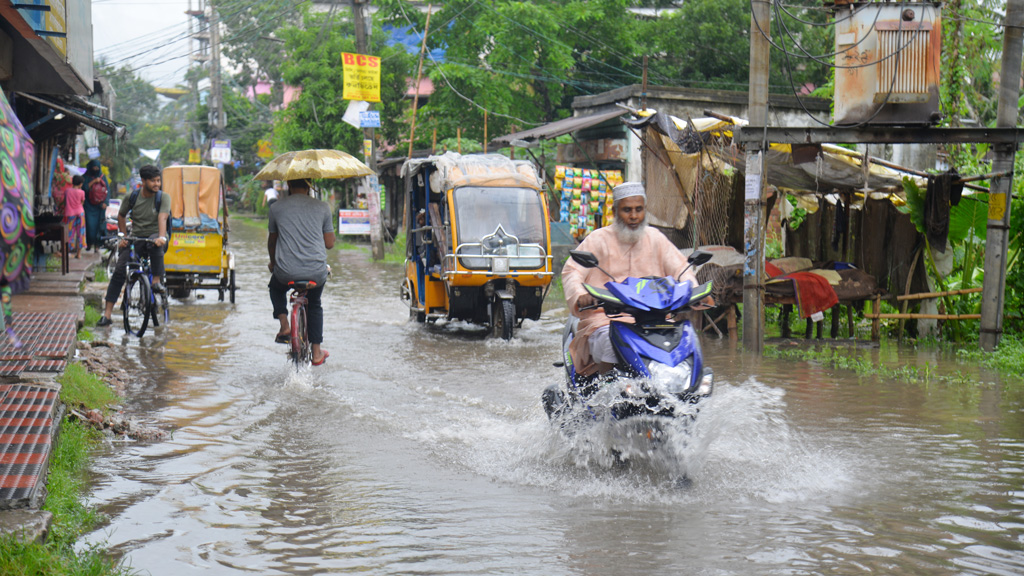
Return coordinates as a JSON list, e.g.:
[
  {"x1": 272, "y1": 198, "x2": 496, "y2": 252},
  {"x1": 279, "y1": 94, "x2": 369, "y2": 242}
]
[
  {"x1": 97, "y1": 165, "x2": 170, "y2": 327},
  {"x1": 268, "y1": 179, "x2": 335, "y2": 366}
]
